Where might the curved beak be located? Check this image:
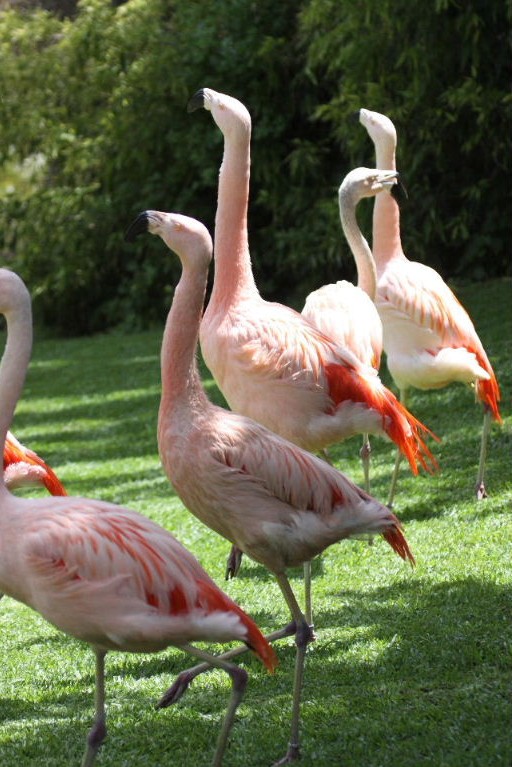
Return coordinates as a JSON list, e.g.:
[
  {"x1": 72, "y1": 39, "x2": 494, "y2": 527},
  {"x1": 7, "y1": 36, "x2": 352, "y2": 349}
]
[
  {"x1": 124, "y1": 211, "x2": 149, "y2": 242},
  {"x1": 376, "y1": 170, "x2": 399, "y2": 191},
  {"x1": 390, "y1": 176, "x2": 409, "y2": 204},
  {"x1": 187, "y1": 88, "x2": 206, "y2": 113}
]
